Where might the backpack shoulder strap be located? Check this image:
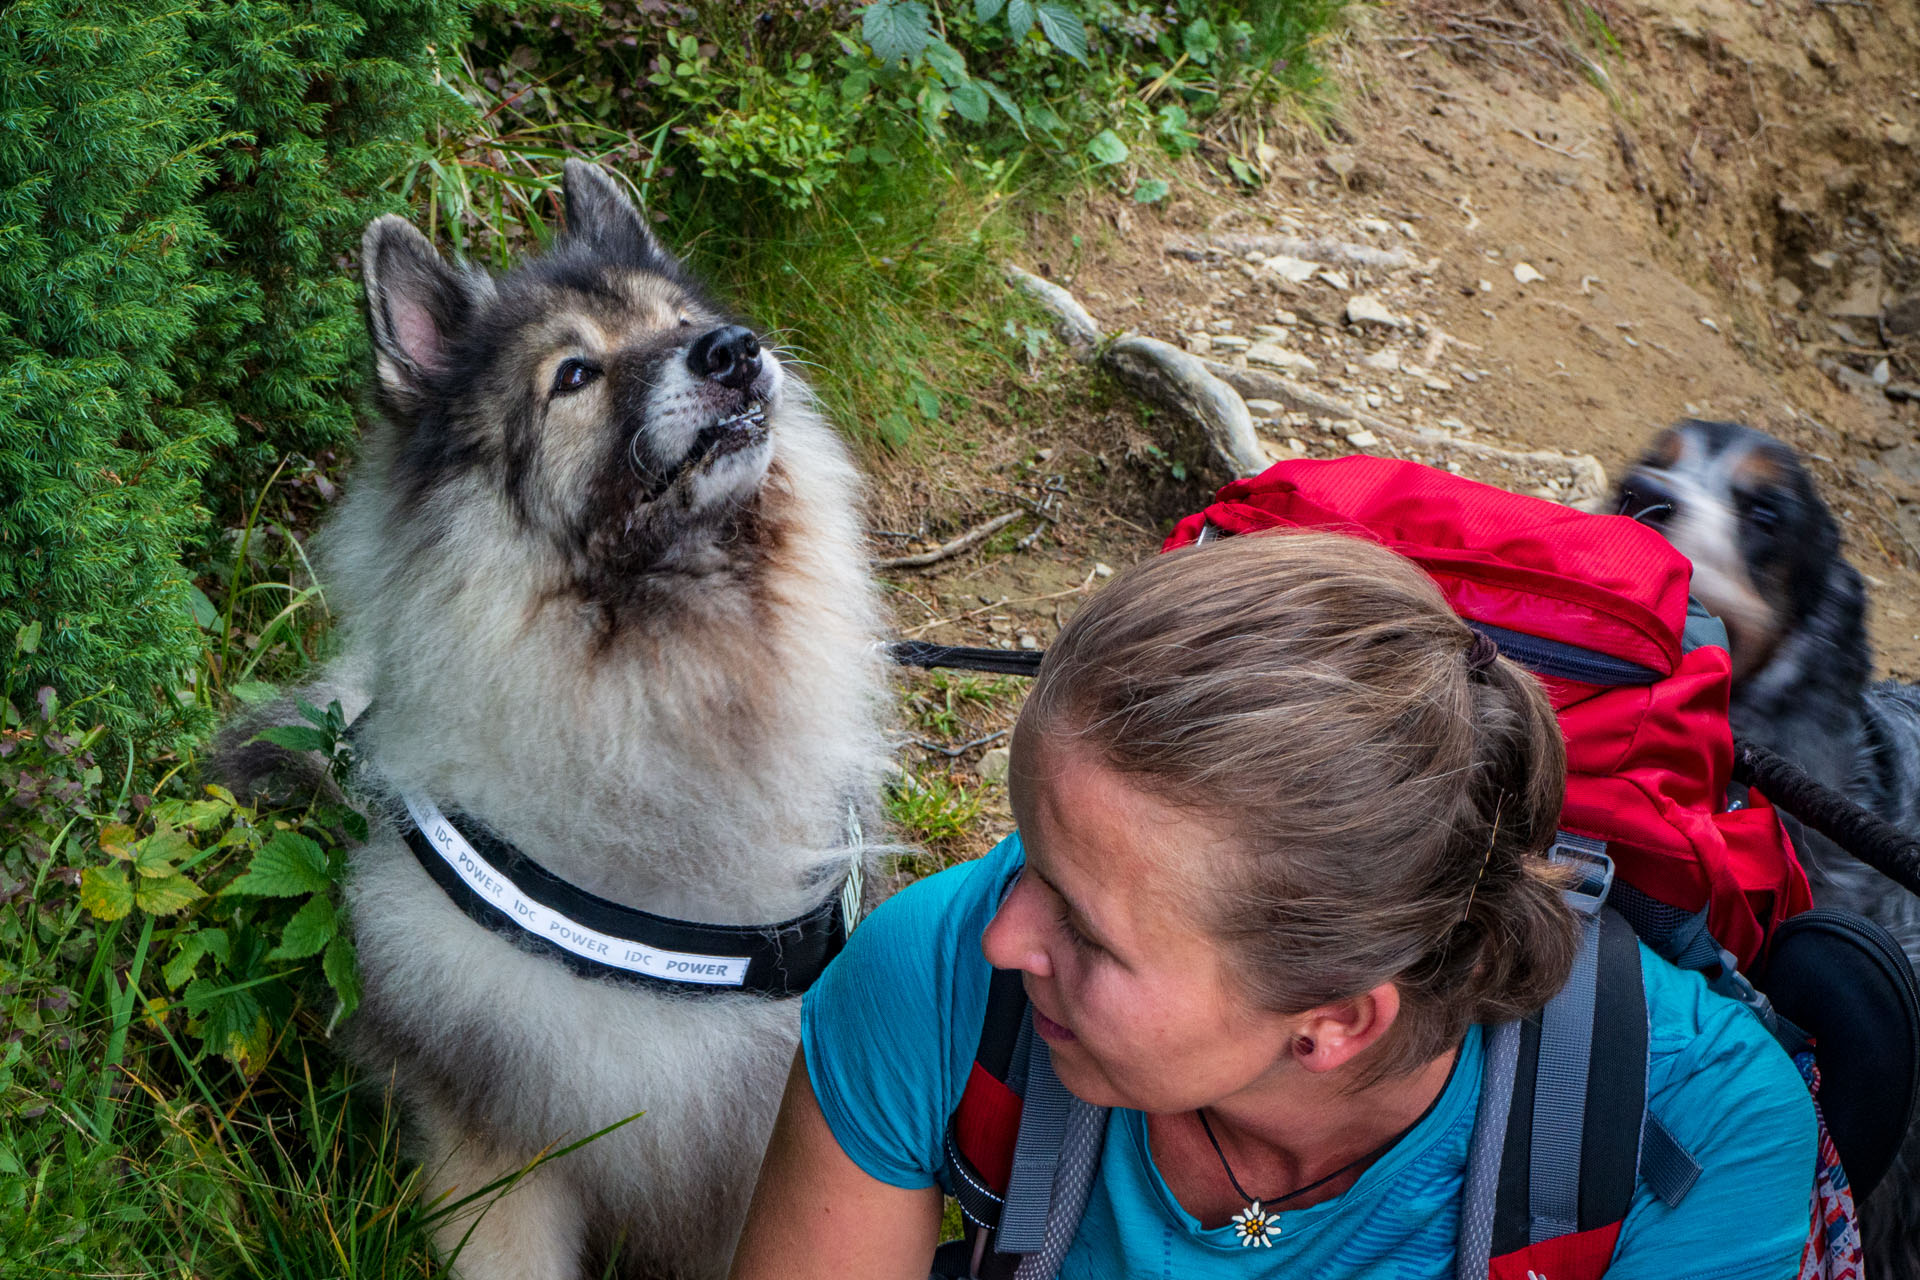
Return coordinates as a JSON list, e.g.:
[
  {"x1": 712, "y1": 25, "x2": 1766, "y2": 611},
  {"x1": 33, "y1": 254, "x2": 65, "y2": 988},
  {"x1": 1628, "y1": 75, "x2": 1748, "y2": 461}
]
[
  {"x1": 1460, "y1": 837, "x2": 1680, "y2": 1280},
  {"x1": 939, "y1": 967, "x2": 1110, "y2": 1280},
  {"x1": 944, "y1": 968, "x2": 1032, "y2": 1242}
]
